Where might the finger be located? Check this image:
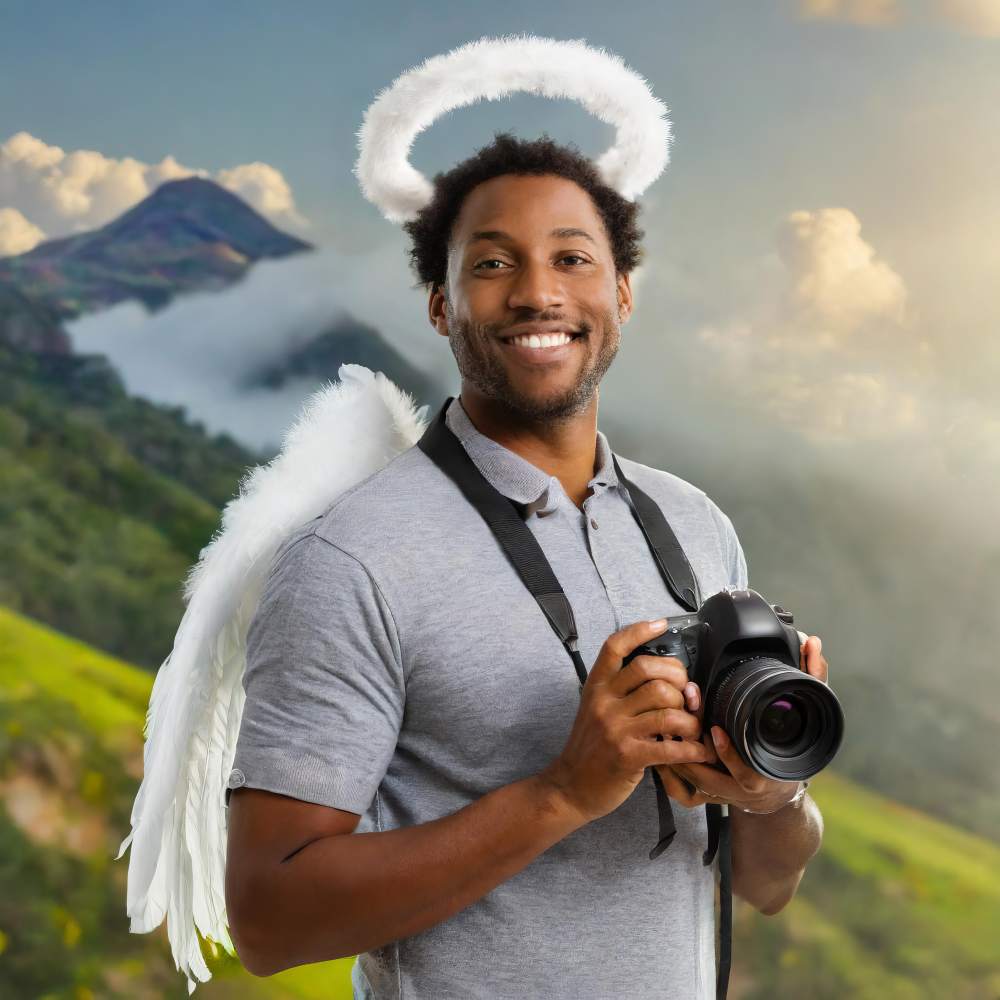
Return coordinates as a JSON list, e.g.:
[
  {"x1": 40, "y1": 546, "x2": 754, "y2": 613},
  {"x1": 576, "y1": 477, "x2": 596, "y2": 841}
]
[
  {"x1": 630, "y1": 707, "x2": 702, "y2": 741},
  {"x1": 673, "y1": 758, "x2": 745, "y2": 800},
  {"x1": 711, "y1": 727, "x2": 770, "y2": 796},
  {"x1": 588, "y1": 619, "x2": 671, "y2": 687},
  {"x1": 621, "y1": 677, "x2": 686, "y2": 716},
  {"x1": 648, "y1": 735, "x2": 716, "y2": 767},
  {"x1": 609, "y1": 654, "x2": 689, "y2": 698},
  {"x1": 805, "y1": 637, "x2": 828, "y2": 683},
  {"x1": 684, "y1": 681, "x2": 699, "y2": 713},
  {"x1": 683, "y1": 687, "x2": 721, "y2": 764},
  {"x1": 654, "y1": 764, "x2": 709, "y2": 808}
]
